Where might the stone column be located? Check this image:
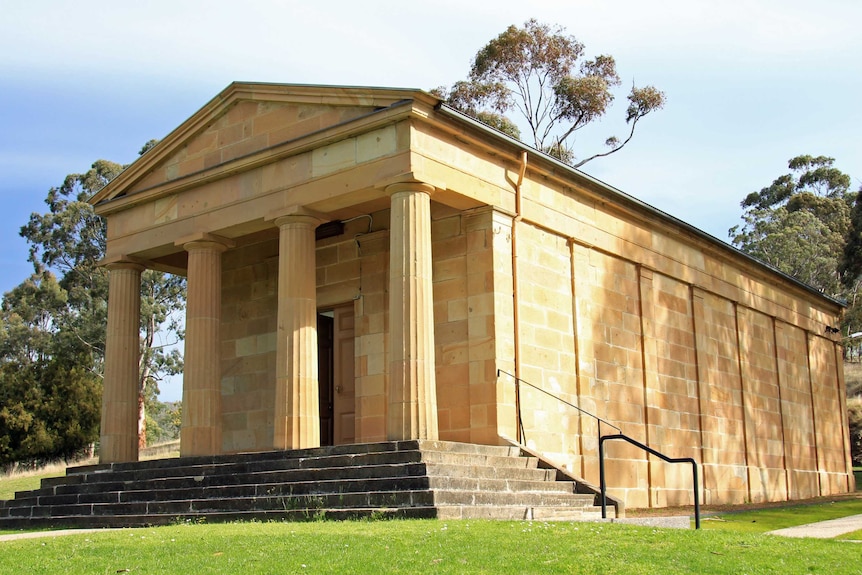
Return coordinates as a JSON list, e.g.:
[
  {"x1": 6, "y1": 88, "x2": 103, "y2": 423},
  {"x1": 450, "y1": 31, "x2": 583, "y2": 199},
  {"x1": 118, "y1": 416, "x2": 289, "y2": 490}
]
[
  {"x1": 387, "y1": 182, "x2": 439, "y2": 440},
  {"x1": 274, "y1": 215, "x2": 321, "y2": 449},
  {"x1": 100, "y1": 262, "x2": 144, "y2": 463},
  {"x1": 181, "y1": 240, "x2": 229, "y2": 456}
]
